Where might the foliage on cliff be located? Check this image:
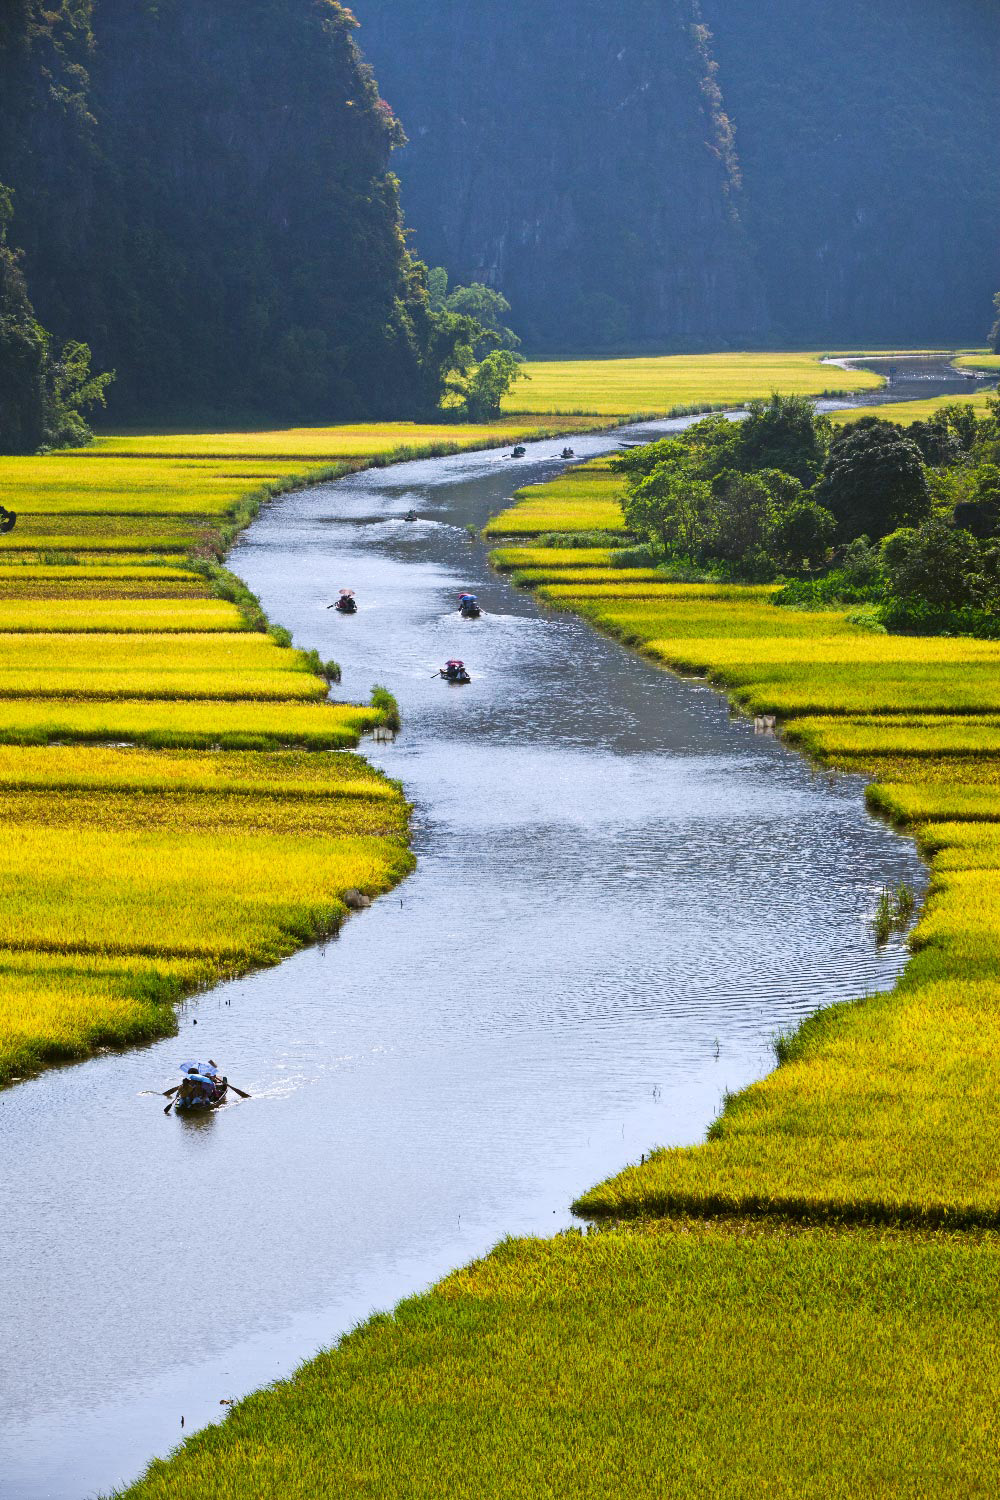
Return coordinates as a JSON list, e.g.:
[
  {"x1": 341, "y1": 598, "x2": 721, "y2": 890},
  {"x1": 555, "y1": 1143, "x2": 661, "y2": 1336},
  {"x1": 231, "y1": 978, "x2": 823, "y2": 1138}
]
[
  {"x1": 0, "y1": 1, "x2": 463, "y2": 427},
  {"x1": 0, "y1": 185, "x2": 111, "y2": 453}
]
